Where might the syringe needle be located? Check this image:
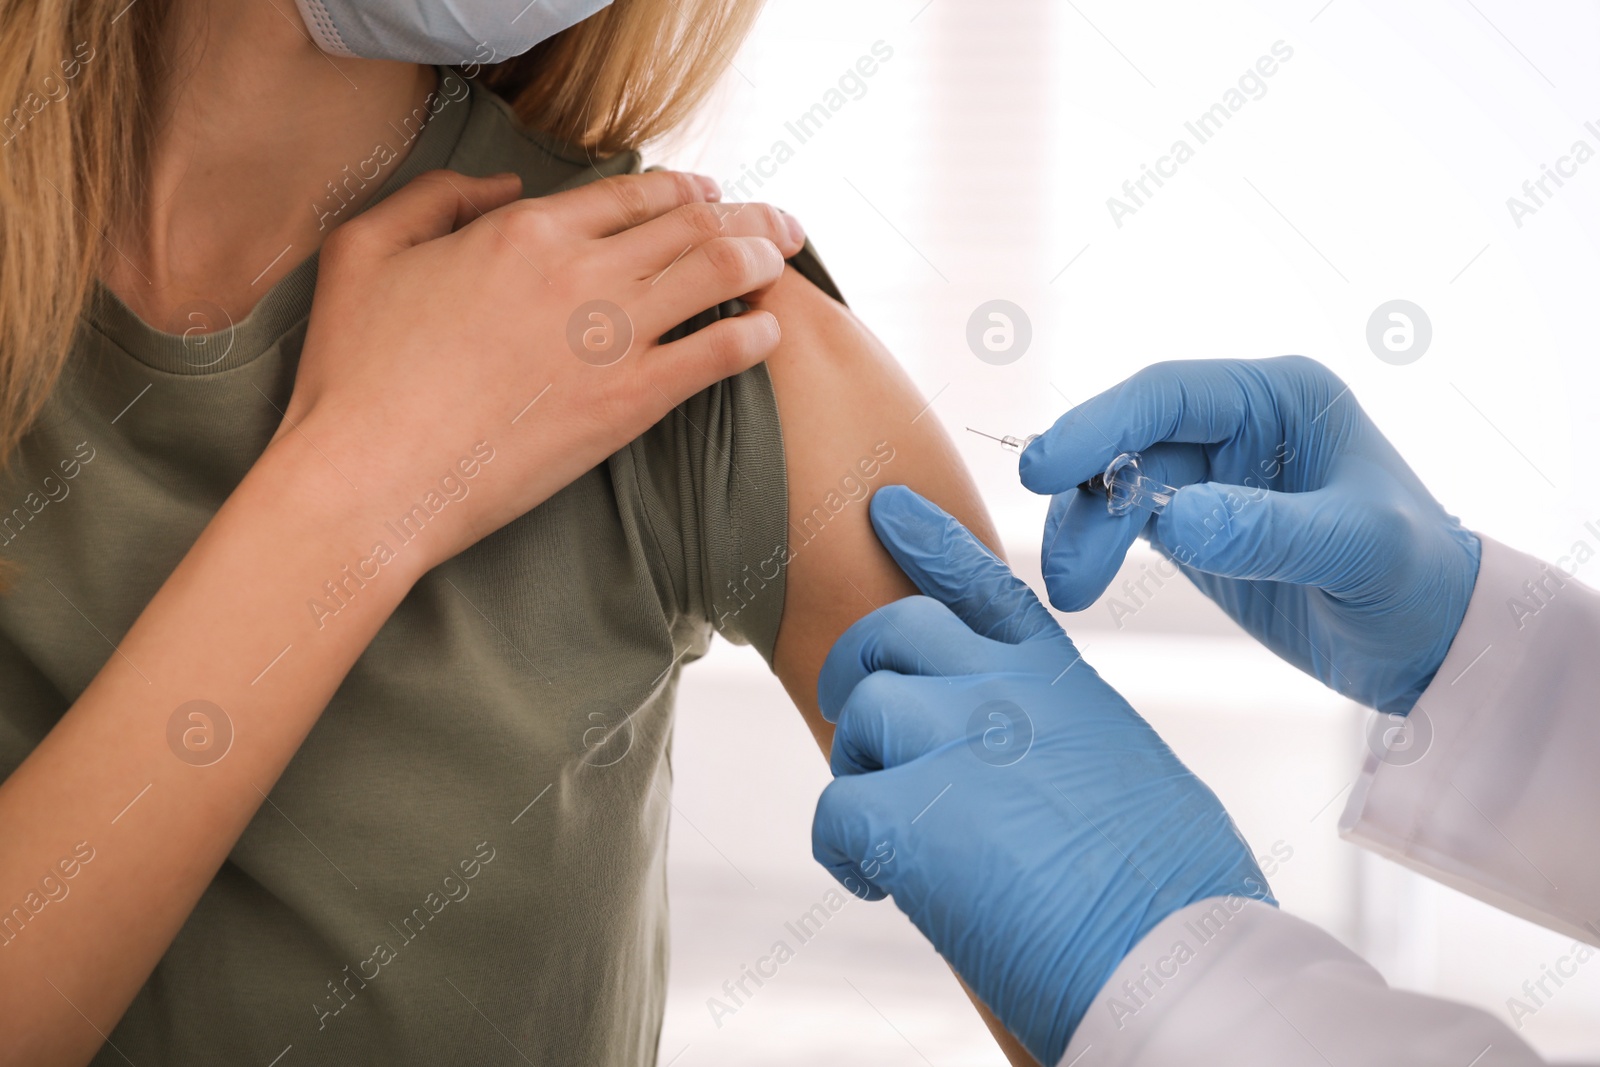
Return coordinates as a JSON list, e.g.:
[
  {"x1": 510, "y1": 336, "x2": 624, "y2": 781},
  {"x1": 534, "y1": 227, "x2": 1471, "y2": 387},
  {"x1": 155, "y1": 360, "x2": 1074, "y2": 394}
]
[{"x1": 969, "y1": 426, "x2": 1040, "y2": 455}]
